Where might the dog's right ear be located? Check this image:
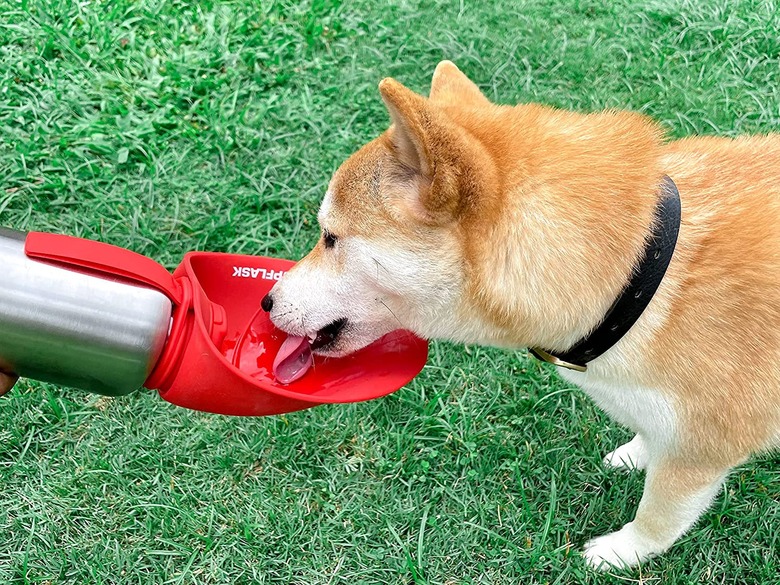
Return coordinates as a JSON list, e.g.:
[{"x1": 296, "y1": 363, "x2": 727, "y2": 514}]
[{"x1": 429, "y1": 61, "x2": 489, "y2": 106}]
